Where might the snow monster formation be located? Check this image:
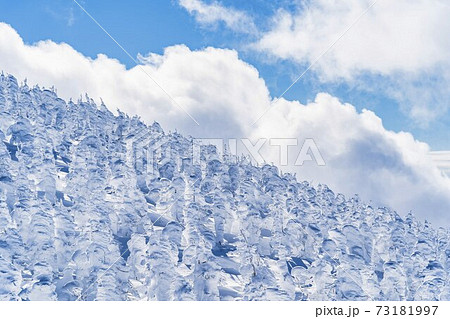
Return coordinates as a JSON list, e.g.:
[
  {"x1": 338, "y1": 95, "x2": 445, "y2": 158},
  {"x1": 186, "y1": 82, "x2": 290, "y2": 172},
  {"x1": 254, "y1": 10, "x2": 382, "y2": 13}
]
[{"x1": 0, "y1": 73, "x2": 449, "y2": 301}]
